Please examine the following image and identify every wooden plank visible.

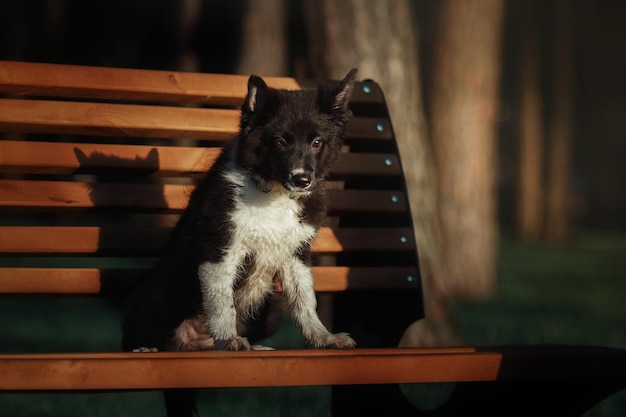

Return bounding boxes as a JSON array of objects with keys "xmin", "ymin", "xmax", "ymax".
[
  {"xmin": 0, "ymin": 98, "xmax": 239, "ymax": 140},
  {"xmin": 328, "ymin": 189, "xmax": 407, "ymax": 213},
  {"xmin": 0, "ymin": 266, "xmax": 420, "ymax": 294},
  {"xmin": 0, "ymin": 179, "xmax": 192, "ymax": 210},
  {"xmin": 312, "ymin": 227, "xmax": 415, "ymax": 252},
  {"xmin": 0, "ymin": 180, "xmax": 407, "ymax": 213},
  {"xmin": 347, "ymin": 118, "xmax": 392, "ymax": 140},
  {"xmin": 0, "ymin": 60, "xmax": 300, "ymax": 106},
  {"xmin": 0, "ymin": 98, "xmax": 390, "ymax": 141},
  {"xmin": 0, "ymin": 60, "xmax": 383, "ymax": 107},
  {"xmin": 0, "ymin": 141, "xmax": 401, "ymax": 177},
  {"xmin": 301, "ymin": 266, "xmax": 419, "ymax": 291},
  {"xmin": 0, "ymin": 349, "xmax": 500, "ymax": 390},
  {"xmin": 0, "ymin": 268, "xmax": 104, "ymax": 294},
  {"xmin": 0, "ymin": 140, "xmax": 218, "ymax": 176},
  {"xmin": 334, "ymin": 153, "xmax": 401, "ymax": 177},
  {"xmin": 0, "ymin": 226, "xmax": 167, "ymax": 253},
  {"xmin": 1, "ymin": 347, "xmax": 624, "ymax": 391},
  {"xmin": 0, "ymin": 226, "xmax": 414, "ymax": 254}
]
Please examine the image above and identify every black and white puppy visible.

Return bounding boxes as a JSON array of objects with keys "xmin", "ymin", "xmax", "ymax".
[{"xmin": 122, "ymin": 69, "xmax": 358, "ymax": 355}]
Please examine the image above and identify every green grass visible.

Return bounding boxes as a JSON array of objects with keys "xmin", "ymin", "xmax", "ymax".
[
  {"xmin": 456, "ymin": 231, "xmax": 626, "ymax": 348},
  {"xmin": 452, "ymin": 231, "xmax": 626, "ymax": 416},
  {"xmin": 1, "ymin": 230, "xmax": 625, "ymax": 416}
]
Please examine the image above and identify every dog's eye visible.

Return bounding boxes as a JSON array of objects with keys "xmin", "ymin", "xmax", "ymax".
[
  {"xmin": 275, "ymin": 137, "xmax": 289, "ymax": 148},
  {"xmin": 311, "ymin": 137, "xmax": 324, "ymax": 149}
]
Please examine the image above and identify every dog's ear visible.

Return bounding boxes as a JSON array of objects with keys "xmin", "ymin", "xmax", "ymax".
[
  {"xmin": 332, "ymin": 68, "xmax": 358, "ymax": 112},
  {"xmin": 244, "ymin": 75, "xmax": 269, "ymax": 113},
  {"xmin": 318, "ymin": 68, "xmax": 358, "ymax": 115}
]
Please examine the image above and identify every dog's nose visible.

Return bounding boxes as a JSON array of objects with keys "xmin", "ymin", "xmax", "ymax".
[{"xmin": 291, "ymin": 173, "xmax": 312, "ymax": 189}]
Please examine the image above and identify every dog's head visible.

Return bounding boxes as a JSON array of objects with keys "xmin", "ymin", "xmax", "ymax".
[{"xmin": 238, "ymin": 69, "xmax": 357, "ymax": 196}]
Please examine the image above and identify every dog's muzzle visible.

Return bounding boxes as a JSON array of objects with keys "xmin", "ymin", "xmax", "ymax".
[
  {"xmin": 289, "ymin": 173, "xmax": 312, "ymax": 189},
  {"xmin": 285, "ymin": 171, "xmax": 315, "ymax": 198}
]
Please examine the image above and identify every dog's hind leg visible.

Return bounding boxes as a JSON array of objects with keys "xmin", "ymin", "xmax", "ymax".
[
  {"xmin": 163, "ymin": 316, "xmax": 212, "ymax": 417},
  {"xmin": 170, "ymin": 315, "xmax": 216, "ymax": 351}
]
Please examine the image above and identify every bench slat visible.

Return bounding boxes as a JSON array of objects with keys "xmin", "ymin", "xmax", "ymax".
[
  {"xmin": 0, "ymin": 99, "xmax": 391, "ymax": 141},
  {"xmin": 0, "ymin": 179, "xmax": 191, "ymax": 210},
  {"xmin": 1, "ymin": 347, "xmax": 624, "ymax": 390},
  {"xmin": 0, "ymin": 60, "xmax": 384, "ymax": 106},
  {"xmin": 0, "ymin": 349, "xmax": 494, "ymax": 390},
  {"xmin": 0, "ymin": 180, "xmax": 407, "ymax": 213},
  {"xmin": 0, "ymin": 141, "xmax": 401, "ymax": 177},
  {"xmin": 0, "ymin": 226, "xmax": 415, "ymax": 254},
  {"xmin": 0, "ymin": 98, "xmax": 239, "ymax": 140},
  {"xmin": 0, "ymin": 266, "xmax": 419, "ymax": 294},
  {"xmin": 0, "ymin": 140, "xmax": 218, "ymax": 175},
  {"xmin": 0, "ymin": 60, "xmax": 299, "ymax": 106}
]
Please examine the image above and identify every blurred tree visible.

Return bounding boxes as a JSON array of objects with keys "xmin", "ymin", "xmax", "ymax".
[
  {"xmin": 0, "ymin": 0, "xmax": 66, "ymax": 62},
  {"xmin": 544, "ymin": 0, "xmax": 574, "ymax": 243},
  {"xmin": 192, "ymin": 0, "xmax": 245, "ymax": 74},
  {"xmin": 303, "ymin": 0, "xmax": 458, "ymax": 346},
  {"xmin": 579, "ymin": 0, "xmax": 626, "ymax": 229},
  {"xmin": 516, "ymin": 0, "xmax": 545, "ymax": 241},
  {"xmin": 236, "ymin": 0, "xmax": 288, "ymax": 76},
  {"xmin": 429, "ymin": 0, "xmax": 504, "ymax": 298}
]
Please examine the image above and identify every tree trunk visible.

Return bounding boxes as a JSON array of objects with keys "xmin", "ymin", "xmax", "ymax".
[
  {"xmin": 516, "ymin": 0, "xmax": 544, "ymax": 240},
  {"xmin": 236, "ymin": 0, "xmax": 288, "ymax": 76},
  {"xmin": 579, "ymin": 0, "xmax": 626, "ymax": 229},
  {"xmin": 429, "ymin": 0, "xmax": 504, "ymax": 299},
  {"xmin": 544, "ymin": 0, "xmax": 574, "ymax": 243},
  {"xmin": 304, "ymin": 0, "xmax": 460, "ymax": 346}
]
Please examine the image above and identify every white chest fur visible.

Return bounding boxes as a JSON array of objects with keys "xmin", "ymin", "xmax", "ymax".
[
  {"xmin": 230, "ymin": 181, "xmax": 316, "ymax": 257},
  {"xmin": 224, "ymin": 168, "xmax": 317, "ymax": 259},
  {"xmin": 198, "ymin": 169, "xmax": 318, "ymax": 337}
]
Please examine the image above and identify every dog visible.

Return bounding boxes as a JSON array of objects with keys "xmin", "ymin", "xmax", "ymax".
[{"xmin": 122, "ymin": 69, "xmax": 358, "ymax": 414}]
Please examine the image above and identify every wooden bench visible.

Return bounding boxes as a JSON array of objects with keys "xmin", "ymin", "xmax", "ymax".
[{"xmin": 0, "ymin": 60, "xmax": 625, "ymax": 416}]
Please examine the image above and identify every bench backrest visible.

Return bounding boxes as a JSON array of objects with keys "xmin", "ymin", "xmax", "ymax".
[{"xmin": 0, "ymin": 61, "xmax": 422, "ymax": 349}]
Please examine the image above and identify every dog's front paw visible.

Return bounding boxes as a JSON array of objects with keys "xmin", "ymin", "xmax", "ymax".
[
  {"xmin": 131, "ymin": 347, "xmax": 159, "ymax": 353},
  {"xmin": 216, "ymin": 336, "xmax": 251, "ymax": 351},
  {"xmin": 325, "ymin": 332, "xmax": 356, "ymax": 349}
]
